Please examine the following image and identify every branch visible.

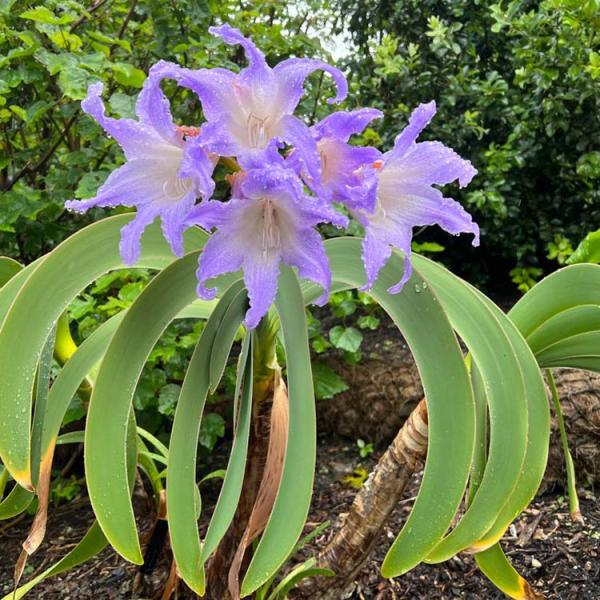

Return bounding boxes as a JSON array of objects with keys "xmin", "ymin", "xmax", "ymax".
[
  {"xmin": 69, "ymin": 0, "xmax": 112, "ymax": 34},
  {"xmin": 2, "ymin": 116, "xmax": 77, "ymax": 192}
]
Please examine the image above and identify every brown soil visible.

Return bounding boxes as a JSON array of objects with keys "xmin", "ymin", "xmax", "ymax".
[{"xmin": 1, "ymin": 436, "xmax": 599, "ymax": 599}]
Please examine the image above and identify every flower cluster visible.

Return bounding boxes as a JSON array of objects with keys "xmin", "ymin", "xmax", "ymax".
[{"xmin": 67, "ymin": 24, "xmax": 479, "ymax": 328}]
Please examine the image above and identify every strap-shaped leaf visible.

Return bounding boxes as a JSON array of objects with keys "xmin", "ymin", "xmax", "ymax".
[
  {"xmin": 408, "ymin": 255, "xmax": 527, "ymax": 564},
  {"xmin": 304, "ymin": 238, "xmax": 475, "ymax": 578},
  {"xmin": 0, "ymin": 215, "xmax": 207, "ymax": 489},
  {"xmin": 526, "ymin": 305, "xmax": 600, "ymax": 355},
  {"xmin": 509, "ymin": 263, "xmax": 600, "ymax": 338},
  {"xmin": 242, "ymin": 266, "xmax": 318, "ymax": 595},
  {"xmin": 0, "ymin": 483, "xmax": 33, "ymax": 519},
  {"xmin": 201, "ymin": 333, "xmax": 253, "ymax": 561},
  {"xmin": 6, "ymin": 409, "xmax": 139, "ymax": 600},
  {"xmin": 0, "ymin": 256, "xmax": 22, "ymax": 287},
  {"xmin": 535, "ymin": 331, "xmax": 600, "ymax": 368},
  {"xmin": 85, "ymin": 250, "xmax": 217, "ymax": 564},
  {"xmin": 167, "ymin": 282, "xmax": 246, "ymax": 594},
  {"xmin": 475, "ymin": 543, "xmax": 536, "ymax": 600},
  {"xmin": 465, "ymin": 280, "xmax": 549, "ymax": 552}
]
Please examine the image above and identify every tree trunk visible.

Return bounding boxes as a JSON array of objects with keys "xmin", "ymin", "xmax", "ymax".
[{"xmin": 299, "ymin": 399, "xmax": 429, "ymax": 599}]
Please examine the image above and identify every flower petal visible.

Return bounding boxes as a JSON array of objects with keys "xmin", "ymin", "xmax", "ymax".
[
  {"xmin": 313, "ymin": 108, "xmax": 382, "ymax": 142},
  {"xmin": 135, "ymin": 61, "xmax": 180, "ymax": 145},
  {"xmin": 274, "ymin": 57, "xmax": 348, "ymax": 114},
  {"xmin": 65, "ymin": 159, "xmax": 165, "ymax": 213},
  {"xmin": 390, "ymin": 141, "xmax": 477, "ymax": 188},
  {"xmin": 386, "ymin": 101, "xmax": 436, "ymax": 164},
  {"xmin": 160, "ymin": 190, "xmax": 198, "ymax": 257},
  {"xmin": 280, "ymin": 115, "xmax": 322, "ymax": 188},
  {"xmin": 196, "ymin": 229, "xmax": 244, "ymax": 300},
  {"xmin": 81, "ymin": 82, "xmax": 161, "ymax": 160},
  {"xmin": 242, "ymin": 251, "xmax": 280, "ymax": 329},
  {"xmin": 178, "ymin": 136, "xmax": 216, "ymax": 200},
  {"xmin": 378, "ymin": 182, "xmax": 480, "ymax": 245},
  {"xmin": 281, "ymin": 228, "xmax": 331, "ymax": 305},
  {"xmin": 119, "ymin": 205, "xmax": 161, "ymax": 266}
]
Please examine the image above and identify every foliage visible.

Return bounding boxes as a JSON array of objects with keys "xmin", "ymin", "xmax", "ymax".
[
  {"xmin": 335, "ymin": 0, "xmax": 600, "ymax": 288},
  {"xmin": 2, "ymin": 218, "xmax": 599, "ymax": 598},
  {"xmin": 0, "ymin": 0, "xmax": 336, "ymax": 262}
]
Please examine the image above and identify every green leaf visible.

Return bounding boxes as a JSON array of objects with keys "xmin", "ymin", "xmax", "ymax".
[
  {"xmin": 20, "ymin": 6, "xmax": 75, "ymax": 25},
  {"xmin": 241, "ymin": 266, "xmax": 317, "ymax": 595},
  {"xmin": 566, "ymin": 229, "xmax": 600, "ymax": 265},
  {"xmin": 110, "ymin": 62, "xmax": 146, "ymax": 88},
  {"xmin": 201, "ymin": 332, "xmax": 252, "ymax": 562},
  {"xmin": 0, "ymin": 215, "xmax": 206, "ymax": 493},
  {"xmin": 199, "ymin": 413, "xmax": 226, "ymax": 451},
  {"xmin": 167, "ymin": 281, "xmax": 246, "ymax": 594},
  {"xmin": 311, "ymin": 238, "xmax": 474, "ymax": 577},
  {"xmin": 312, "ymin": 362, "xmax": 348, "ymax": 400},
  {"xmin": 329, "ymin": 325, "xmax": 363, "ymax": 352},
  {"xmin": 157, "ymin": 383, "xmax": 182, "ymax": 416},
  {"xmin": 0, "ymin": 256, "xmax": 22, "ymax": 288}
]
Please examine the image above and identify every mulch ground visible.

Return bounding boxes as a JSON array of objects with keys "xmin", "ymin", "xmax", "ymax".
[{"xmin": 1, "ymin": 436, "xmax": 599, "ymax": 599}]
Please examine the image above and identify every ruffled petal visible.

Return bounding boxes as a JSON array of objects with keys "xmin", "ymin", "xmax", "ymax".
[
  {"xmin": 391, "ymin": 141, "xmax": 477, "ymax": 188},
  {"xmin": 313, "ymin": 108, "xmax": 382, "ymax": 142},
  {"xmin": 119, "ymin": 205, "xmax": 162, "ymax": 265},
  {"xmin": 166, "ymin": 64, "xmax": 238, "ymax": 122},
  {"xmin": 386, "ymin": 101, "xmax": 436, "ymax": 164},
  {"xmin": 81, "ymin": 82, "xmax": 161, "ymax": 160},
  {"xmin": 280, "ymin": 115, "xmax": 322, "ymax": 188},
  {"xmin": 135, "ymin": 61, "xmax": 180, "ymax": 146},
  {"xmin": 209, "ymin": 24, "xmax": 277, "ymax": 110},
  {"xmin": 378, "ymin": 182, "xmax": 480, "ymax": 245},
  {"xmin": 185, "ymin": 199, "xmax": 232, "ymax": 230},
  {"xmin": 196, "ymin": 229, "xmax": 245, "ymax": 300},
  {"xmin": 160, "ymin": 189, "xmax": 198, "ymax": 257},
  {"xmin": 281, "ymin": 228, "xmax": 331, "ymax": 305},
  {"xmin": 65, "ymin": 159, "xmax": 167, "ymax": 213},
  {"xmin": 179, "ymin": 136, "xmax": 216, "ymax": 200},
  {"xmin": 360, "ymin": 229, "xmax": 392, "ymax": 291},
  {"xmin": 242, "ymin": 250, "xmax": 280, "ymax": 329},
  {"xmin": 274, "ymin": 57, "xmax": 348, "ymax": 114},
  {"xmin": 359, "ymin": 223, "xmax": 413, "ymax": 293}
]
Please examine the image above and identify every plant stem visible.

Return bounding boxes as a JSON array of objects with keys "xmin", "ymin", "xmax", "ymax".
[{"xmin": 546, "ymin": 369, "xmax": 583, "ymax": 523}]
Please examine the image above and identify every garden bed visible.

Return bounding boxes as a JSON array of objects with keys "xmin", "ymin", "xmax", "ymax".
[{"xmin": 1, "ymin": 436, "xmax": 598, "ymax": 599}]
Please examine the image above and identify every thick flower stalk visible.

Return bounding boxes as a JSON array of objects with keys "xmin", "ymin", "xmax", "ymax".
[{"xmin": 67, "ymin": 24, "xmax": 479, "ymax": 328}]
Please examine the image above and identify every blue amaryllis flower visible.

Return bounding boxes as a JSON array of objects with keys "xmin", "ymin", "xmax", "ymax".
[
  {"xmin": 66, "ymin": 23, "xmax": 481, "ymax": 328},
  {"xmin": 150, "ymin": 24, "xmax": 347, "ymax": 185},
  {"xmin": 290, "ymin": 107, "xmax": 383, "ymax": 210},
  {"xmin": 354, "ymin": 101, "xmax": 480, "ymax": 293},
  {"xmin": 186, "ymin": 165, "xmax": 347, "ymax": 329},
  {"xmin": 65, "ymin": 77, "xmax": 216, "ymax": 265}
]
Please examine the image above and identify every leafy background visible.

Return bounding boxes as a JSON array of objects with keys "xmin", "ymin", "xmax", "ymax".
[{"xmin": 0, "ymin": 0, "xmax": 598, "ymax": 441}]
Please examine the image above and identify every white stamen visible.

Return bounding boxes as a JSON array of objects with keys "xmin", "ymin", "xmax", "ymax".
[
  {"xmin": 247, "ymin": 113, "xmax": 270, "ymax": 149},
  {"xmin": 261, "ymin": 198, "xmax": 280, "ymax": 255}
]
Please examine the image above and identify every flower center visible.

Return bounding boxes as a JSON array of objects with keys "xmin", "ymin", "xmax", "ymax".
[
  {"xmin": 247, "ymin": 113, "xmax": 270, "ymax": 149},
  {"xmin": 261, "ymin": 198, "xmax": 280, "ymax": 254}
]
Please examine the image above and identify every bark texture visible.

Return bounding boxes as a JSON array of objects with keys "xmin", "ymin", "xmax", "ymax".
[{"xmin": 299, "ymin": 399, "xmax": 429, "ymax": 599}]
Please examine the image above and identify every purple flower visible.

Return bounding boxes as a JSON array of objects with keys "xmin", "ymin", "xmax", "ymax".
[
  {"xmin": 356, "ymin": 101, "xmax": 479, "ymax": 293},
  {"xmin": 152, "ymin": 24, "xmax": 347, "ymax": 185},
  {"xmin": 187, "ymin": 166, "xmax": 348, "ymax": 328},
  {"xmin": 65, "ymin": 72, "xmax": 216, "ymax": 265},
  {"xmin": 293, "ymin": 107, "xmax": 383, "ymax": 210}
]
